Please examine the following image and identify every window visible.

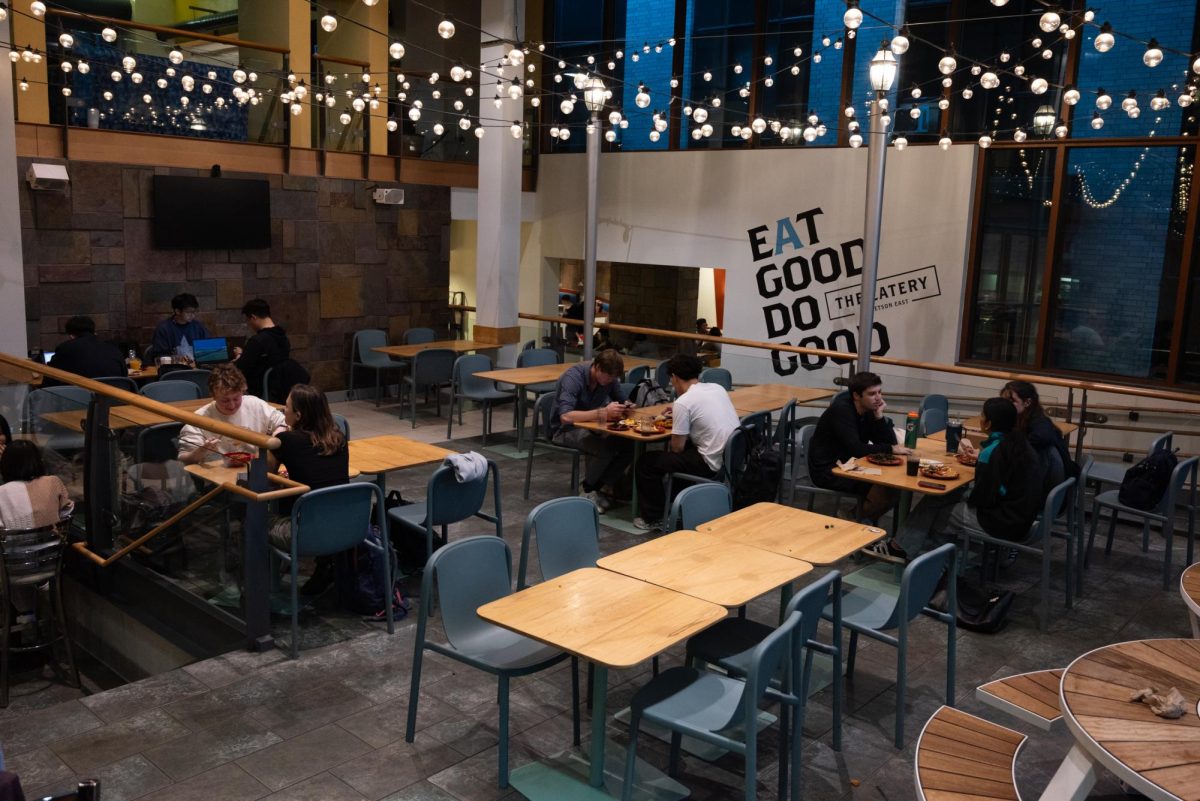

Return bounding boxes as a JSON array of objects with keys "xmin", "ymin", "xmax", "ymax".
[
  {"xmin": 545, "ymin": 0, "xmax": 626, "ymax": 154},
  {"xmin": 757, "ymin": 0, "xmax": 818, "ymax": 147},
  {"xmin": 680, "ymin": 0, "xmax": 755, "ymax": 149}
]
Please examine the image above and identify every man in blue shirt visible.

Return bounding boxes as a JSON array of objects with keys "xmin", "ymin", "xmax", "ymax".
[
  {"xmin": 149, "ymin": 293, "xmax": 210, "ymax": 361},
  {"xmin": 551, "ymin": 349, "xmax": 632, "ymax": 512}
]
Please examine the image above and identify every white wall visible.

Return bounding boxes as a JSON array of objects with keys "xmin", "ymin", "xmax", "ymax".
[{"xmin": 0, "ymin": 34, "xmax": 27, "ymax": 360}]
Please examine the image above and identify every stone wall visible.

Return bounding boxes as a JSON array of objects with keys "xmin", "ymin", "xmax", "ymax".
[
  {"xmin": 18, "ymin": 159, "xmax": 450, "ymax": 390},
  {"xmin": 608, "ymin": 262, "xmax": 698, "ymax": 342}
]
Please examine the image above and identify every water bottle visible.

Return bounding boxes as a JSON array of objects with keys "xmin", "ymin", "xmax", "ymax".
[
  {"xmin": 946, "ymin": 418, "xmax": 963, "ymax": 454},
  {"xmin": 904, "ymin": 411, "xmax": 919, "ymax": 449}
]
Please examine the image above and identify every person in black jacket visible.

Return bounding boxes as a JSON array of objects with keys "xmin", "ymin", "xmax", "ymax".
[
  {"xmin": 895, "ymin": 397, "xmax": 1044, "ymax": 559},
  {"xmin": 808, "ymin": 371, "xmax": 912, "ymax": 524},
  {"xmin": 0, "ymin": 413, "xmax": 10, "ymax": 457},
  {"xmin": 44, "ymin": 316, "xmax": 125, "ymax": 385},
  {"xmin": 1002, "ymin": 380, "xmax": 1077, "ymax": 490},
  {"xmin": 232, "ymin": 299, "xmax": 290, "ymax": 399}
]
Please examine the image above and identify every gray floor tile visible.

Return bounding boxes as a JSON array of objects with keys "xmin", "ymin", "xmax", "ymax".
[
  {"xmin": 48, "ymin": 708, "xmax": 191, "ymax": 775},
  {"xmin": 90, "ymin": 754, "xmax": 172, "ymax": 801},
  {"xmin": 80, "ymin": 669, "xmax": 210, "ymax": 724},
  {"xmin": 133, "ymin": 762, "xmax": 270, "ymax": 801},
  {"xmin": 329, "ymin": 737, "xmax": 461, "ymax": 799},
  {"xmin": 235, "ymin": 724, "xmax": 373, "ymax": 791},
  {"xmin": 0, "ymin": 699, "xmax": 102, "ymax": 756},
  {"xmin": 261, "ymin": 772, "xmax": 367, "ymax": 801},
  {"xmin": 143, "ymin": 712, "xmax": 282, "ymax": 781}
]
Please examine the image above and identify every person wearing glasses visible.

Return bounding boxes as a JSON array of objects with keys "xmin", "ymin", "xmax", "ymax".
[{"xmin": 148, "ymin": 293, "xmax": 211, "ymax": 362}]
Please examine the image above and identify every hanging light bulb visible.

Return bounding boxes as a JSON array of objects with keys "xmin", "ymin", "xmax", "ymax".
[
  {"xmin": 320, "ymin": 14, "xmax": 337, "ymax": 32},
  {"xmin": 1054, "ymin": 122, "xmax": 1068, "ymax": 138},
  {"xmin": 749, "ymin": 117, "xmax": 765, "ymax": 134},
  {"xmin": 891, "ymin": 26, "xmax": 910, "ymax": 55},
  {"xmin": 893, "ymin": 136, "xmax": 908, "ymax": 150},
  {"xmin": 438, "ymin": 17, "xmax": 456, "ymax": 38},
  {"xmin": 843, "ymin": 0, "xmax": 862, "ymax": 30},
  {"xmin": 560, "ymin": 99, "xmax": 574, "ymax": 115},
  {"xmin": 1178, "ymin": 93, "xmax": 1194, "ymax": 108},
  {"xmin": 635, "ymin": 84, "xmax": 650, "ymax": 108},
  {"xmin": 168, "ymin": 49, "xmax": 183, "ymax": 65},
  {"xmin": 702, "ymin": 70, "xmax": 712, "ymax": 82},
  {"xmin": 477, "ymin": 126, "xmax": 488, "ymax": 139},
  {"xmin": 1094, "ymin": 22, "xmax": 1115, "ymax": 53},
  {"xmin": 649, "ymin": 130, "xmax": 661, "ymax": 142},
  {"xmin": 1095, "ymin": 88, "xmax": 1112, "ymax": 110},
  {"xmin": 338, "ymin": 111, "xmax": 351, "ymax": 125},
  {"xmin": 1121, "ymin": 90, "xmax": 1138, "ymax": 113},
  {"xmin": 450, "ymin": 64, "xmax": 465, "ymax": 82},
  {"xmin": 909, "ymin": 107, "xmax": 920, "ymax": 119},
  {"xmin": 181, "ymin": 75, "xmax": 194, "ymax": 91},
  {"xmin": 110, "ymin": 70, "xmax": 122, "ymax": 82},
  {"xmin": 961, "ymin": 87, "xmax": 973, "ymax": 99},
  {"xmin": 122, "ymin": 55, "xmax": 136, "ymax": 72},
  {"xmin": 389, "ymin": 42, "xmax": 405, "ymax": 61},
  {"xmin": 0, "ymin": 4, "xmax": 7, "ymax": 22},
  {"xmin": 1064, "ymin": 86, "xmax": 1080, "ymax": 105},
  {"xmin": 1038, "ymin": 9, "xmax": 1061, "ymax": 32},
  {"xmin": 654, "ymin": 116, "xmax": 668, "ymax": 132},
  {"xmin": 849, "ymin": 133, "xmax": 863, "ymax": 147},
  {"xmin": 101, "ymin": 27, "xmax": 117, "ymax": 42},
  {"xmin": 18, "ymin": 77, "xmax": 28, "ymax": 91},
  {"xmin": 938, "ymin": 136, "xmax": 952, "ymax": 149},
  {"xmin": 233, "ymin": 66, "xmax": 247, "ymax": 84},
  {"xmin": 508, "ymin": 83, "xmax": 523, "ymax": 100},
  {"xmin": 981, "ymin": 71, "xmax": 999, "ymax": 90},
  {"xmin": 604, "ymin": 129, "xmax": 616, "ymax": 142},
  {"xmin": 77, "ymin": 60, "xmax": 89, "ymax": 74},
  {"xmin": 58, "ymin": 33, "xmax": 73, "ymax": 48},
  {"xmin": 60, "ymin": 60, "xmax": 71, "ymax": 72},
  {"xmin": 1090, "ymin": 111, "xmax": 1104, "ymax": 130},
  {"xmin": 1030, "ymin": 77, "xmax": 1049, "ymax": 95},
  {"xmin": 991, "ymin": 0, "xmax": 1009, "ymax": 4},
  {"xmin": 458, "ymin": 116, "xmax": 471, "ymax": 131},
  {"xmin": 432, "ymin": 122, "xmax": 444, "ymax": 136},
  {"xmin": 1013, "ymin": 128, "xmax": 1027, "ymax": 142},
  {"xmin": 692, "ymin": 107, "xmax": 708, "ymax": 123},
  {"xmin": 608, "ymin": 111, "xmax": 622, "ymax": 126},
  {"xmin": 938, "ymin": 52, "xmax": 957, "ymax": 75},
  {"xmin": 29, "ymin": 1, "xmax": 44, "ymax": 16},
  {"xmin": 351, "ymin": 97, "xmax": 365, "ymax": 112},
  {"xmin": 1143, "ymin": 39, "xmax": 1163, "ymax": 68},
  {"xmin": 1150, "ymin": 90, "xmax": 1170, "ymax": 111},
  {"xmin": 510, "ymin": 121, "xmax": 522, "ymax": 139},
  {"xmin": 978, "ymin": 135, "xmax": 992, "ymax": 148},
  {"xmin": 291, "ymin": 103, "xmax": 304, "ymax": 116}
]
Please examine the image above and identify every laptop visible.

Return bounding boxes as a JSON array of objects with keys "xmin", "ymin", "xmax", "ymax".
[
  {"xmin": 193, "ymin": 337, "xmax": 230, "ymax": 365},
  {"xmin": 42, "ymin": 351, "xmax": 54, "ymax": 364}
]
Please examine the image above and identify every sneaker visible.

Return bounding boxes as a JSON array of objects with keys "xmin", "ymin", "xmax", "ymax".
[
  {"xmin": 862, "ymin": 539, "xmax": 908, "ymax": 564},
  {"xmin": 632, "ymin": 516, "xmax": 661, "ymax": 533},
  {"xmin": 579, "ymin": 487, "xmax": 611, "ymax": 513}
]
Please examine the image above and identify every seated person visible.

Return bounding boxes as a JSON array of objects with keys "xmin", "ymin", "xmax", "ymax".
[
  {"xmin": 1001, "ymin": 380, "xmax": 1077, "ymax": 487},
  {"xmin": 45, "ymin": 316, "xmax": 125, "ymax": 384},
  {"xmin": 634, "ymin": 354, "xmax": 739, "ymax": 531},
  {"xmin": 232, "ymin": 299, "xmax": 291, "ymax": 399},
  {"xmin": 0, "ymin": 414, "xmax": 9, "ymax": 458},
  {"xmin": 807, "ymin": 371, "xmax": 910, "ymax": 531},
  {"xmin": 628, "ymin": 334, "xmax": 658, "ymax": 358},
  {"xmin": 266, "ymin": 384, "xmax": 349, "ymax": 551},
  {"xmin": 0, "ymin": 440, "xmax": 73, "ymax": 530},
  {"xmin": 178, "ymin": 364, "xmax": 286, "ymax": 465},
  {"xmin": 893, "ymin": 398, "xmax": 1045, "ymax": 560},
  {"xmin": 148, "ymin": 293, "xmax": 211, "ymax": 362},
  {"xmin": 551, "ymin": 349, "xmax": 632, "ymax": 512}
]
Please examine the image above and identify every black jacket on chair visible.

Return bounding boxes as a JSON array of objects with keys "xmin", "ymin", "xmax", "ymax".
[{"xmin": 45, "ymin": 334, "xmax": 125, "ymax": 385}]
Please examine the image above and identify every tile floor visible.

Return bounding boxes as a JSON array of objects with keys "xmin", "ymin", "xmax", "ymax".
[{"xmin": 0, "ymin": 392, "xmax": 1188, "ymax": 800}]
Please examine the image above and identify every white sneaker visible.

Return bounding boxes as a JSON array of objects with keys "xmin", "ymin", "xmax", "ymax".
[
  {"xmin": 632, "ymin": 516, "xmax": 661, "ymax": 532},
  {"xmin": 580, "ymin": 488, "xmax": 609, "ymax": 513}
]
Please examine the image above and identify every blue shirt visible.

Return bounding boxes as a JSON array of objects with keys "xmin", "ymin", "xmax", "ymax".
[
  {"xmin": 552, "ymin": 361, "xmax": 626, "ymax": 431},
  {"xmin": 150, "ymin": 318, "xmax": 211, "ymax": 359}
]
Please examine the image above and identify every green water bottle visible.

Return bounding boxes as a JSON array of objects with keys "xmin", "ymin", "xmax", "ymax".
[{"xmin": 904, "ymin": 411, "xmax": 919, "ymax": 449}]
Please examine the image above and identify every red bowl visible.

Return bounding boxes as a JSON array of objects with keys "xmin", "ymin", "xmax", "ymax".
[{"xmin": 223, "ymin": 451, "xmax": 253, "ymax": 467}]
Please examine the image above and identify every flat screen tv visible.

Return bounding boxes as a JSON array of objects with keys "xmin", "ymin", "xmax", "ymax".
[{"xmin": 152, "ymin": 175, "xmax": 271, "ymax": 249}]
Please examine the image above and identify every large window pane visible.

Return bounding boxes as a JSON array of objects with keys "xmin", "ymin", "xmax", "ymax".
[
  {"xmin": 758, "ymin": 0, "xmax": 817, "ymax": 148},
  {"xmin": 967, "ymin": 147, "xmax": 1056, "ymax": 365},
  {"xmin": 617, "ymin": 0, "xmax": 674, "ymax": 151},
  {"xmin": 1049, "ymin": 146, "xmax": 1191, "ymax": 379},
  {"xmin": 1181, "ymin": 215, "xmax": 1200, "ymax": 385},
  {"xmin": 893, "ymin": 0, "xmax": 949, "ymax": 143},
  {"xmin": 680, "ymin": 0, "xmax": 754, "ymax": 149},
  {"xmin": 545, "ymin": 0, "xmax": 626, "ymax": 154}
]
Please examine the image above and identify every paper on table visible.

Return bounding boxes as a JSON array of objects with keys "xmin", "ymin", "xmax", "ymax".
[{"xmin": 837, "ymin": 458, "xmax": 881, "ymax": 476}]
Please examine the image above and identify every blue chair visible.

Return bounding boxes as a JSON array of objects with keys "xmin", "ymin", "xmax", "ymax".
[
  {"xmin": 667, "ymin": 483, "xmax": 731, "ymax": 532},
  {"xmin": 1088, "ymin": 455, "xmax": 1199, "ymax": 590},
  {"xmin": 788, "ymin": 425, "xmax": 863, "ymax": 517},
  {"xmin": 406, "ymin": 536, "xmax": 576, "ymax": 789},
  {"xmin": 350, "ymin": 329, "xmax": 405, "ymax": 407},
  {"xmin": 699, "ymin": 367, "xmax": 733, "ymax": 390},
  {"xmin": 822, "ymin": 542, "xmax": 956, "ymax": 748},
  {"xmin": 663, "ymin": 428, "xmax": 749, "ymax": 524},
  {"xmin": 332, "ymin": 413, "xmax": 350, "ymax": 439},
  {"xmin": 654, "ymin": 359, "xmax": 672, "ymax": 392},
  {"xmin": 158, "ymin": 368, "xmax": 211, "ymax": 396},
  {"xmin": 621, "ymin": 610, "xmax": 803, "ymax": 801},
  {"xmin": 269, "ymin": 483, "xmax": 393, "ymax": 658},
  {"xmin": 400, "ymin": 348, "xmax": 456, "ymax": 429},
  {"xmin": 626, "ymin": 365, "xmax": 649, "ymax": 385},
  {"xmin": 403, "ymin": 327, "xmax": 436, "ymax": 345},
  {"xmin": 523, "ymin": 391, "xmax": 581, "ymax": 499},
  {"xmin": 739, "ymin": 410, "xmax": 772, "ymax": 440},
  {"xmin": 516, "ymin": 496, "xmax": 600, "ymax": 746},
  {"xmin": 388, "ymin": 460, "xmax": 502, "ymax": 566},
  {"xmin": 918, "ymin": 393, "xmax": 948, "ymax": 419},
  {"xmin": 93, "ymin": 376, "xmax": 138, "ymax": 393},
  {"xmin": 447, "ymin": 354, "xmax": 514, "ymax": 444},
  {"xmin": 23, "ymin": 386, "xmax": 91, "ymax": 451},
  {"xmin": 919, "ymin": 408, "xmax": 947, "ymax": 437},
  {"xmin": 140, "ymin": 380, "xmax": 202, "ymax": 403},
  {"xmin": 1087, "ymin": 431, "xmax": 1173, "ymax": 491},
  {"xmin": 687, "ymin": 569, "xmax": 845, "ymax": 781},
  {"xmin": 135, "ymin": 422, "xmax": 183, "ymax": 465}
]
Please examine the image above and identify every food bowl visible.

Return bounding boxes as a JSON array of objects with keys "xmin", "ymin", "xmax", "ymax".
[{"xmin": 223, "ymin": 451, "xmax": 253, "ymax": 467}]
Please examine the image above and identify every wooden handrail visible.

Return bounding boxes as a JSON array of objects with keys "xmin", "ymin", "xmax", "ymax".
[
  {"xmin": 448, "ymin": 306, "xmax": 1200, "ymax": 408},
  {"xmin": 315, "ymin": 53, "xmax": 371, "ymax": 69},
  {"xmin": 0, "ymin": 353, "xmax": 281, "ymax": 450},
  {"xmin": 45, "ymin": 8, "xmax": 291, "ymax": 55},
  {"xmin": 71, "ymin": 485, "xmax": 223, "ymax": 567}
]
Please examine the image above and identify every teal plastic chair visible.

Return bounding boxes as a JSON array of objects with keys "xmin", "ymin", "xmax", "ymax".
[
  {"xmin": 94, "ymin": 376, "xmax": 138, "ymax": 393},
  {"xmin": 332, "ymin": 413, "xmax": 350, "ymax": 439},
  {"xmin": 687, "ymin": 570, "xmax": 845, "ymax": 798},
  {"xmin": 626, "ymin": 365, "xmax": 649, "ymax": 384},
  {"xmin": 159, "ymin": 368, "xmax": 211, "ymax": 396},
  {"xmin": 140, "ymin": 380, "xmax": 202, "ymax": 403},
  {"xmin": 621, "ymin": 610, "xmax": 804, "ymax": 801},
  {"xmin": 400, "ymin": 348, "xmax": 456, "ymax": 428},
  {"xmin": 270, "ymin": 483, "xmax": 393, "ymax": 658},
  {"xmin": 403, "ymin": 327, "xmax": 436, "ymax": 345},
  {"xmin": 516, "ymin": 347, "xmax": 560, "ymax": 396},
  {"xmin": 919, "ymin": 408, "xmax": 947, "ymax": 437},
  {"xmin": 654, "ymin": 359, "xmax": 671, "ymax": 389},
  {"xmin": 699, "ymin": 367, "xmax": 733, "ymax": 390},
  {"xmin": 918, "ymin": 393, "xmax": 948, "ymax": 418},
  {"xmin": 350, "ymin": 329, "xmax": 405, "ymax": 407},
  {"xmin": 823, "ymin": 542, "xmax": 957, "ymax": 748},
  {"xmin": 447, "ymin": 354, "xmax": 514, "ymax": 444},
  {"xmin": 135, "ymin": 422, "xmax": 183, "ymax": 465},
  {"xmin": 406, "ymin": 536, "xmax": 577, "ymax": 789},
  {"xmin": 667, "ymin": 483, "xmax": 731, "ymax": 532},
  {"xmin": 1089, "ymin": 455, "xmax": 1199, "ymax": 591},
  {"xmin": 1087, "ymin": 431, "xmax": 1173, "ymax": 490},
  {"xmin": 739, "ymin": 410, "xmax": 772, "ymax": 440},
  {"xmin": 388, "ymin": 460, "xmax": 502, "ymax": 567},
  {"xmin": 789, "ymin": 425, "xmax": 863, "ymax": 517},
  {"xmin": 523, "ymin": 392, "xmax": 581, "ymax": 499},
  {"xmin": 663, "ymin": 428, "xmax": 748, "ymax": 524}
]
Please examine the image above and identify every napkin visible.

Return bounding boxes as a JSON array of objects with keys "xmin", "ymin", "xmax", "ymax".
[
  {"xmin": 837, "ymin": 458, "xmax": 881, "ymax": 476},
  {"xmin": 1129, "ymin": 686, "xmax": 1187, "ymax": 719}
]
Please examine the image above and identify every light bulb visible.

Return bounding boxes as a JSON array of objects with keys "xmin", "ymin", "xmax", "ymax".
[
  {"xmin": 320, "ymin": 14, "xmax": 337, "ymax": 32},
  {"xmin": 938, "ymin": 97, "xmax": 950, "ymax": 110},
  {"xmin": 450, "ymin": 65, "xmax": 465, "ymax": 82},
  {"xmin": 693, "ymin": 107, "xmax": 708, "ymax": 123},
  {"xmin": 751, "ymin": 117, "xmax": 766, "ymax": 134},
  {"xmin": 459, "ymin": 117, "xmax": 471, "ymax": 130},
  {"xmin": 1150, "ymin": 91, "xmax": 1169, "ymax": 111},
  {"xmin": 438, "ymin": 18, "xmax": 455, "ymax": 39},
  {"xmin": 981, "ymin": 72, "xmax": 999, "ymax": 90},
  {"xmin": 30, "ymin": 1, "xmax": 44, "ymax": 16},
  {"xmin": 1013, "ymin": 128, "xmax": 1027, "ymax": 142},
  {"xmin": 891, "ymin": 32, "xmax": 909, "ymax": 55},
  {"xmin": 649, "ymin": 130, "xmax": 660, "ymax": 142},
  {"xmin": 843, "ymin": 5, "xmax": 862, "ymax": 30},
  {"xmin": 1096, "ymin": 89, "xmax": 1111, "ymax": 110},
  {"xmin": 508, "ymin": 83, "xmax": 523, "ymax": 100},
  {"xmin": 1091, "ymin": 112, "xmax": 1104, "ymax": 129},
  {"xmin": 508, "ymin": 46, "xmax": 524, "ymax": 65},
  {"xmin": 408, "ymin": 107, "xmax": 420, "ymax": 121},
  {"xmin": 1121, "ymin": 91, "xmax": 1138, "ymax": 113},
  {"xmin": 292, "ymin": 103, "xmax": 304, "ymax": 116},
  {"xmin": 1054, "ymin": 123, "xmax": 1068, "ymax": 138},
  {"xmin": 703, "ymin": 71, "xmax": 712, "ymax": 82},
  {"xmin": 700, "ymin": 123, "xmax": 713, "ymax": 137},
  {"xmin": 635, "ymin": 88, "xmax": 650, "ymax": 108},
  {"xmin": 352, "ymin": 97, "xmax": 365, "ymax": 112},
  {"xmin": 339, "ymin": 112, "xmax": 351, "ymax": 125},
  {"xmin": 1179, "ymin": 93, "xmax": 1194, "ymax": 108},
  {"xmin": 942, "ymin": 77, "xmax": 952, "ymax": 88},
  {"xmin": 1064, "ymin": 87, "xmax": 1080, "ymax": 105},
  {"xmin": 1038, "ymin": 10, "xmax": 1060, "ymax": 32},
  {"xmin": 608, "ymin": 111, "xmax": 622, "ymax": 126},
  {"xmin": 510, "ymin": 122, "xmax": 522, "ymax": 139},
  {"xmin": 169, "ymin": 49, "xmax": 183, "ymax": 65},
  {"xmin": 1094, "ymin": 23, "xmax": 1114, "ymax": 53},
  {"xmin": 122, "ymin": 55, "xmax": 136, "ymax": 72},
  {"xmin": 978, "ymin": 135, "xmax": 992, "ymax": 148},
  {"xmin": 389, "ymin": 42, "xmax": 405, "ymax": 60},
  {"xmin": 849, "ymin": 133, "xmax": 863, "ymax": 148},
  {"xmin": 560, "ymin": 99, "xmax": 574, "ymax": 115},
  {"xmin": 733, "ymin": 63, "xmax": 743, "ymax": 74},
  {"xmin": 0, "ymin": 5, "xmax": 7, "ymax": 22},
  {"xmin": 731, "ymin": 125, "xmax": 742, "ymax": 137},
  {"xmin": 60, "ymin": 60, "xmax": 71, "ymax": 72},
  {"xmin": 894, "ymin": 136, "xmax": 908, "ymax": 150},
  {"xmin": 961, "ymin": 87, "xmax": 973, "ymax": 99},
  {"xmin": 939, "ymin": 136, "xmax": 952, "ymax": 149},
  {"xmin": 971, "ymin": 65, "xmax": 982, "ymax": 76},
  {"xmin": 18, "ymin": 77, "xmax": 28, "ymax": 91},
  {"xmin": 604, "ymin": 129, "xmax": 616, "ymax": 142},
  {"xmin": 477, "ymin": 127, "xmax": 487, "ymax": 139},
  {"xmin": 233, "ymin": 67, "xmax": 247, "ymax": 84},
  {"xmin": 1031, "ymin": 78, "xmax": 1048, "ymax": 95},
  {"xmin": 61, "ymin": 87, "xmax": 71, "ymax": 96},
  {"xmin": 181, "ymin": 75, "xmax": 194, "ymax": 91},
  {"xmin": 433, "ymin": 123, "xmax": 444, "ymax": 136},
  {"xmin": 990, "ymin": 0, "xmax": 1009, "ymax": 5},
  {"xmin": 1194, "ymin": 56, "xmax": 1200, "ymax": 74},
  {"xmin": 102, "ymin": 27, "xmax": 117, "ymax": 42},
  {"xmin": 1143, "ymin": 39, "xmax": 1163, "ymax": 68},
  {"xmin": 110, "ymin": 70, "xmax": 122, "ymax": 82},
  {"xmin": 77, "ymin": 60, "xmax": 89, "ymax": 74},
  {"xmin": 654, "ymin": 117, "xmax": 667, "ymax": 132},
  {"xmin": 909, "ymin": 107, "xmax": 920, "ymax": 119},
  {"xmin": 58, "ymin": 33, "xmax": 73, "ymax": 48},
  {"xmin": 938, "ymin": 54, "xmax": 957, "ymax": 75}
]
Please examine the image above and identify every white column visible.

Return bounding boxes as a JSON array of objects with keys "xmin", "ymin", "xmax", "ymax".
[
  {"xmin": 0, "ymin": 25, "xmax": 29, "ymax": 359},
  {"xmin": 475, "ymin": 0, "xmax": 524, "ymax": 367}
]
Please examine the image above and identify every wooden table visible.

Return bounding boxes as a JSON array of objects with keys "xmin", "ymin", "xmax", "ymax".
[
  {"xmin": 347, "ymin": 434, "xmax": 454, "ymax": 491},
  {"xmin": 475, "ymin": 363, "xmax": 570, "ymax": 450},
  {"xmin": 832, "ymin": 437, "xmax": 975, "ymax": 497},
  {"xmin": 727, "ymin": 384, "xmax": 836, "ymax": 415},
  {"xmin": 373, "ymin": 339, "xmax": 482, "ymax": 359},
  {"xmin": 127, "ymin": 366, "xmax": 159, "ymax": 380},
  {"xmin": 1181, "ymin": 564, "xmax": 1200, "ymax": 639},
  {"xmin": 1049, "ymin": 638, "xmax": 1200, "ymax": 801},
  {"xmin": 574, "ymin": 403, "xmax": 673, "ymax": 517},
  {"xmin": 478, "ymin": 567, "xmax": 726, "ymax": 795},
  {"xmin": 699, "ymin": 502, "xmax": 887, "ymax": 564},
  {"xmin": 930, "ymin": 415, "xmax": 1079, "ymax": 447},
  {"xmin": 597, "ymin": 529, "xmax": 813, "ymax": 607}
]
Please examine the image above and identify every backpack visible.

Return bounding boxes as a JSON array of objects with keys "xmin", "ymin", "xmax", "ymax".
[
  {"xmin": 929, "ymin": 574, "xmax": 1014, "ymax": 634},
  {"xmin": 334, "ymin": 523, "xmax": 408, "ymax": 619},
  {"xmin": 1118, "ymin": 447, "xmax": 1179, "ymax": 511},
  {"xmin": 630, "ymin": 378, "xmax": 671, "ymax": 408},
  {"xmin": 731, "ymin": 424, "xmax": 783, "ymax": 509}
]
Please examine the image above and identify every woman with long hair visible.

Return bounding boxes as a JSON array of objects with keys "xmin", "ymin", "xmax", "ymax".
[
  {"xmin": 1000, "ymin": 380, "xmax": 1075, "ymax": 484},
  {"xmin": 0, "ymin": 440, "xmax": 73, "ymax": 530}
]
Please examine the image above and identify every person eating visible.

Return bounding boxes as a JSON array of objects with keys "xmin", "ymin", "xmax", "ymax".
[{"xmin": 178, "ymin": 364, "xmax": 286, "ymax": 465}]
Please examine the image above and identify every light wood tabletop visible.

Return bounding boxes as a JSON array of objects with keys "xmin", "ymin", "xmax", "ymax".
[
  {"xmin": 727, "ymin": 384, "xmax": 836, "ymax": 414},
  {"xmin": 597, "ymin": 529, "xmax": 812, "ymax": 608},
  {"xmin": 929, "ymin": 415, "xmax": 1079, "ymax": 444},
  {"xmin": 373, "ymin": 340, "xmax": 482, "ymax": 358},
  {"xmin": 832, "ymin": 437, "xmax": 976, "ymax": 496},
  {"xmin": 699, "ymin": 502, "xmax": 887, "ymax": 565},
  {"xmin": 1061, "ymin": 638, "xmax": 1200, "ymax": 801},
  {"xmin": 572, "ymin": 402, "xmax": 674, "ymax": 441},
  {"xmin": 477, "ymin": 567, "xmax": 726, "ymax": 670},
  {"xmin": 37, "ymin": 410, "xmax": 138, "ymax": 433},
  {"xmin": 347, "ymin": 434, "xmax": 454, "ymax": 476},
  {"xmin": 111, "ymin": 397, "xmax": 209, "ymax": 427},
  {"xmin": 474, "ymin": 363, "xmax": 571, "ymax": 386}
]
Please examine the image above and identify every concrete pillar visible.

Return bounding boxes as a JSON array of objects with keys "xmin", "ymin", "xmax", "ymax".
[
  {"xmin": 11, "ymin": 10, "xmax": 48, "ymax": 124},
  {"xmin": 474, "ymin": 0, "xmax": 524, "ymax": 365},
  {"xmin": 0, "ymin": 27, "xmax": 29, "ymax": 358}
]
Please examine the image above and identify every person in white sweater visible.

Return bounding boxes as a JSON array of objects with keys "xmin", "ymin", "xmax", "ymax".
[
  {"xmin": 0, "ymin": 440, "xmax": 73, "ymax": 531},
  {"xmin": 178, "ymin": 364, "xmax": 286, "ymax": 465}
]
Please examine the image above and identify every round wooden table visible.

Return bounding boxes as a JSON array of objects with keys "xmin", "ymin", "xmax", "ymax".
[
  {"xmin": 1180, "ymin": 563, "xmax": 1200, "ymax": 638},
  {"xmin": 1061, "ymin": 638, "xmax": 1200, "ymax": 801}
]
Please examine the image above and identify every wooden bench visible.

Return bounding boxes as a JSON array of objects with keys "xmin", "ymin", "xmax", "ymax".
[
  {"xmin": 915, "ymin": 706, "xmax": 1026, "ymax": 801},
  {"xmin": 1181, "ymin": 562, "xmax": 1200, "ymax": 638},
  {"xmin": 976, "ymin": 669, "xmax": 1064, "ymax": 731}
]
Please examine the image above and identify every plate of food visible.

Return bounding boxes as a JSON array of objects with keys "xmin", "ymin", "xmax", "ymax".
[
  {"xmin": 866, "ymin": 453, "xmax": 904, "ymax": 466},
  {"xmin": 921, "ymin": 464, "xmax": 960, "ymax": 480},
  {"xmin": 223, "ymin": 450, "xmax": 253, "ymax": 467},
  {"xmin": 956, "ymin": 453, "xmax": 978, "ymax": 467}
]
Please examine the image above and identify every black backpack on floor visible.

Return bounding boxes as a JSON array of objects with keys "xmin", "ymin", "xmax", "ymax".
[
  {"xmin": 731, "ymin": 424, "xmax": 783, "ymax": 509},
  {"xmin": 1118, "ymin": 447, "xmax": 1178, "ymax": 511},
  {"xmin": 929, "ymin": 574, "xmax": 1014, "ymax": 634}
]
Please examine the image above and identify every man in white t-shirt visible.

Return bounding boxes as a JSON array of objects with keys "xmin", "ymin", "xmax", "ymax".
[
  {"xmin": 178, "ymin": 364, "xmax": 287, "ymax": 464},
  {"xmin": 634, "ymin": 354, "xmax": 739, "ymax": 531}
]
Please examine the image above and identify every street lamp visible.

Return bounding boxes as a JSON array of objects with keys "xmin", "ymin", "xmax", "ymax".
[
  {"xmin": 1032, "ymin": 104, "xmax": 1057, "ymax": 137},
  {"xmin": 857, "ymin": 42, "xmax": 898, "ymax": 372},
  {"xmin": 581, "ymin": 75, "xmax": 606, "ymax": 360}
]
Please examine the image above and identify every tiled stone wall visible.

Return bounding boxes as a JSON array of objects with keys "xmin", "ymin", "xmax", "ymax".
[
  {"xmin": 18, "ymin": 159, "xmax": 450, "ymax": 390},
  {"xmin": 608, "ymin": 262, "xmax": 699, "ymax": 341}
]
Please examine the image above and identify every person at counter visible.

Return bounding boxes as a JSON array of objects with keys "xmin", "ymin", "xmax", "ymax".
[
  {"xmin": 149, "ymin": 293, "xmax": 211, "ymax": 362},
  {"xmin": 551, "ymin": 349, "xmax": 631, "ymax": 512},
  {"xmin": 178, "ymin": 364, "xmax": 286, "ymax": 465},
  {"xmin": 45, "ymin": 316, "xmax": 125, "ymax": 385},
  {"xmin": 232, "ymin": 299, "xmax": 291, "ymax": 399}
]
